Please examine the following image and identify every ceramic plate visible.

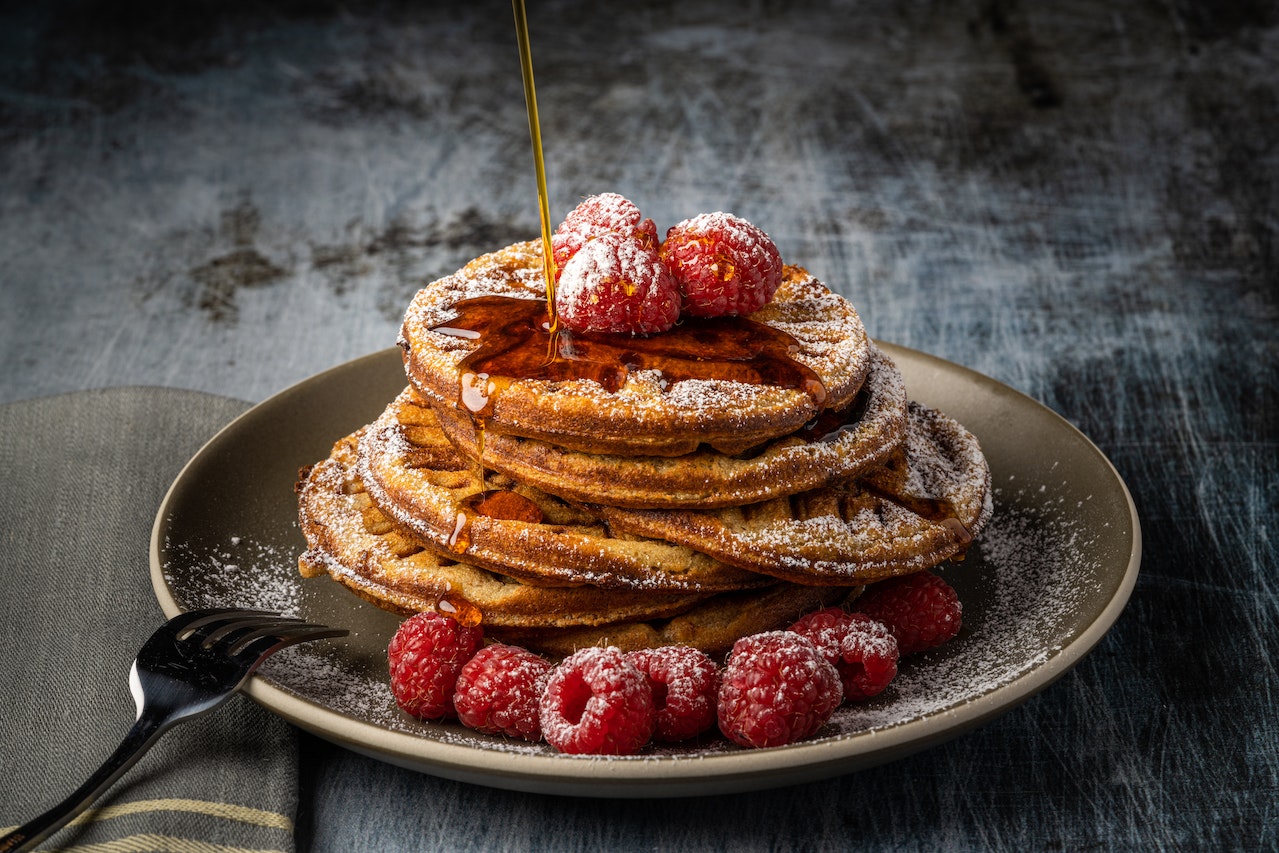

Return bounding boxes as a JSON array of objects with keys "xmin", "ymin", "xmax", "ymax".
[{"xmin": 150, "ymin": 344, "xmax": 1140, "ymax": 797}]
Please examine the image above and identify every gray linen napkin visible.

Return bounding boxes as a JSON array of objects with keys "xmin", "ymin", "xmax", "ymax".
[{"xmin": 0, "ymin": 387, "xmax": 300, "ymax": 852}]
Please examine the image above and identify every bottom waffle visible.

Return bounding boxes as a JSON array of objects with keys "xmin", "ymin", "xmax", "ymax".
[
  {"xmin": 496, "ymin": 584, "xmax": 856, "ymax": 658},
  {"xmin": 296, "ymin": 430, "xmax": 711, "ymax": 629}
]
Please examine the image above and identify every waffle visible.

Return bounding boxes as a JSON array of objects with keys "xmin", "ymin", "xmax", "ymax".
[
  {"xmin": 586, "ymin": 402, "xmax": 994, "ymax": 585},
  {"xmin": 431, "ymin": 345, "xmax": 908, "ymax": 510},
  {"xmin": 357, "ymin": 388, "xmax": 771, "ymax": 592},
  {"xmin": 496, "ymin": 584, "xmax": 856, "ymax": 658},
  {"xmin": 398, "ymin": 241, "xmax": 873, "ymax": 457},
  {"xmin": 295, "ymin": 430, "xmax": 711, "ymax": 629}
]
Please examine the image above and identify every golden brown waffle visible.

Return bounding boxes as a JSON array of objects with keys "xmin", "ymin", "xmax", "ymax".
[
  {"xmin": 398, "ymin": 241, "xmax": 873, "ymax": 457},
  {"xmin": 586, "ymin": 402, "xmax": 994, "ymax": 585},
  {"xmin": 498, "ymin": 584, "xmax": 856, "ymax": 658},
  {"xmin": 295, "ymin": 430, "xmax": 711, "ymax": 628},
  {"xmin": 432, "ymin": 345, "xmax": 908, "ymax": 510},
  {"xmin": 356, "ymin": 389, "xmax": 772, "ymax": 592}
]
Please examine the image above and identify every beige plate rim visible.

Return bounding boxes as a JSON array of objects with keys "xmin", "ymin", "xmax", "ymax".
[{"xmin": 150, "ymin": 343, "xmax": 1141, "ymax": 798}]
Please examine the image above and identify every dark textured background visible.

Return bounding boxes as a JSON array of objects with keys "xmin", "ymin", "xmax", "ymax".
[{"xmin": 1, "ymin": 0, "xmax": 1275, "ymax": 849}]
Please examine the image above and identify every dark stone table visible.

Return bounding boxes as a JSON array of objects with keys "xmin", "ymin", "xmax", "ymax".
[{"xmin": 2, "ymin": 0, "xmax": 1274, "ymax": 849}]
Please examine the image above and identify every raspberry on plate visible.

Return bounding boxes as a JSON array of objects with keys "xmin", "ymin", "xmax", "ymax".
[
  {"xmin": 789, "ymin": 607, "xmax": 899, "ymax": 701},
  {"xmin": 717, "ymin": 631, "xmax": 842, "ymax": 749},
  {"xmin": 454, "ymin": 643, "xmax": 553, "ymax": 741},
  {"xmin": 660, "ymin": 212, "xmax": 784, "ymax": 318},
  {"xmin": 539, "ymin": 646, "xmax": 656, "ymax": 755},
  {"xmin": 552, "ymin": 192, "xmax": 659, "ymax": 276},
  {"xmin": 387, "ymin": 611, "xmax": 484, "ymax": 721},
  {"xmin": 625, "ymin": 646, "xmax": 721, "ymax": 742},
  {"xmin": 856, "ymin": 571, "xmax": 963, "ymax": 656},
  {"xmin": 554, "ymin": 231, "xmax": 681, "ymax": 335}
]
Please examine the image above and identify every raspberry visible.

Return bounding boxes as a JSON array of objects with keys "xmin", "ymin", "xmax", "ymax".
[
  {"xmin": 387, "ymin": 611, "xmax": 484, "ymax": 720},
  {"xmin": 552, "ymin": 192, "xmax": 658, "ymax": 275},
  {"xmin": 856, "ymin": 571, "xmax": 963, "ymax": 656},
  {"xmin": 551, "ymin": 194, "xmax": 678, "ymax": 335},
  {"xmin": 625, "ymin": 646, "xmax": 720, "ymax": 742},
  {"xmin": 539, "ymin": 646, "xmax": 655, "ymax": 755},
  {"xmin": 717, "ymin": 631, "xmax": 842, "ymax": 749},
  {"xmin": 660, "ymin": 212, "xmax": 784, "ymax": 318},
  {"xmin": 789, "ymin": 607, "xmax": 899, "ymax": 701},
  {"xmin": 554, "ymin": 231, "xmax": 681, "ymax": 335},
  {"xmin": 453, "ymin": 643, "xmax": 552, "ymax": 741}
]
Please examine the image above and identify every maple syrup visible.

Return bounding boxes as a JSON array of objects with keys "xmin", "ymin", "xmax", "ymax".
[
  {"xmin": 447, "ymin": 510, "xmax": 471, "ymax": 553},
  {"xmin": 446, "ymin": 488, "xmax": 544, "ymax": 559},
  {"xmin": 432, "ymin": 295, "xmax": 827, "ymax": 417},
  {"xmin": 435, "ymin": 594, "xmax": 483, "ymax": 628},
  {"xmin": 800, "ymin": 383, "xmax": 870, "ymax": 443},
  {"xmin": 464, "ymin": 488, "xmax": 544, "ymax": 524},
  {"xmin": 493, "ymin": 5, "xmax": 826, "ymax": 413},
  {"xmin": 437, "ymin": 4, "xmax": 828, "ymax": 577}
]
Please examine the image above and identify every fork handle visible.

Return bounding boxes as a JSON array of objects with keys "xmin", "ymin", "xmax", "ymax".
[{"xmin": 0, "ymin": 709, "xmax": 171, "ymax": 852}]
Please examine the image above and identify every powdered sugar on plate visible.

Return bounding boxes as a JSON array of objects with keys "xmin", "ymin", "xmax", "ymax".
[
  {"xmin": 827, "ymin": 480, "xmax": 1100, "ymax": 736},
  {"xmin": 158, "ymin": 471, "xmax": 1104, "ymax": 759},
  {"xmin": 162, "ymin": 534, "xmax": 302, "ymax": 615}
]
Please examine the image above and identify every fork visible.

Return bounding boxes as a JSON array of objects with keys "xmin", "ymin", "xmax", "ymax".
[{"xmin": 0, "ymin": 608, "xmax": 347, "ymax": 853}]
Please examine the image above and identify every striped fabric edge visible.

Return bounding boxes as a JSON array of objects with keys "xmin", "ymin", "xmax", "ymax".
[
  {"xmin": 2, "ymin": 798, "xmax": 293, "ymax": 853},
  {"xmin": 36, "ymin": 834, "xmax": 285, "ymax": 853}
]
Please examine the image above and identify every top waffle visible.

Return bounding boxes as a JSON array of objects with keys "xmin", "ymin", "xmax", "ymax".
[{"xmin": 398, "ymin": 241, "xmax": 873, "ymax": 456}]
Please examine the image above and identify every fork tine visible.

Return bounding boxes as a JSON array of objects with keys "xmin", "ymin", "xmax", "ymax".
[
  {"xmin": 233, "ymin": 624, "xmax": 349, "ymax": 664},
  {"xmin": 163, "ymin": 608, "xmax": 347, "ymax": 669},
  {"xmin": 170, "ymin": 608, "xmax": 286, "ymax": 639},
  {"xmin": 163, "ymin": 607, "xmax": 269, "ymax": 636},
  {"xmin": 197, "ymin": 613, "xmax": 305, "ymax": 646}
]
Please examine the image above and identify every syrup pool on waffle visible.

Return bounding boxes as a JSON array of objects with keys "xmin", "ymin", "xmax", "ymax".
[{"xmin": 429, "ymin": 295, "xmax": 828, "ymax": 419}]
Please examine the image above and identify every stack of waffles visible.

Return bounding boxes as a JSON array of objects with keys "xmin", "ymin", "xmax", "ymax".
[{"xmin": 296, "ymin": 241, "xmax": 992, "ymax": 657}]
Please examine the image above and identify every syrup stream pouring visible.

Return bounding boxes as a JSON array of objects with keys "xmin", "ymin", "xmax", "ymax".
[{"xmin": 512, "ymin": 0, "xmax": 558, "ymax": 333}]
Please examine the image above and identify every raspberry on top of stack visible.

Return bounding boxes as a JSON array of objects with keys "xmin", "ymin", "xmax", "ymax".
[{"xmin": 296, "ymin": 193, "xmax": 993, "ymax": 754}]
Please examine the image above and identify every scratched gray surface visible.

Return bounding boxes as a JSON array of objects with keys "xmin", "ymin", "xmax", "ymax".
[{"xmin": 1, "ymin": 0, "xmax": 1275, "ymax": 850}]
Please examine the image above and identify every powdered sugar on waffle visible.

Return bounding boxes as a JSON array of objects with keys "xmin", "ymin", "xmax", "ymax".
[{"xmin": 590, "ymin": 399, "xmax": 992, "ymax": 583}]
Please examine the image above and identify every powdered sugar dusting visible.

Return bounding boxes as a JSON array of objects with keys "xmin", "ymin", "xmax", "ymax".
[
  {"xmin": 671, "ymin": 210, "xmax": 762, "ymax": 243},
  {"xmin": 158, "ymin": 450, "xmax": 1121, "ymax": 766},
  {"xmin": 551, "ymin": 194, "xmax": 659, "ymax": 275},
  {"xmin": 163, "ymin": 533, "xmax": 302, "ymax": 615},
  {"xmin": 607, "ymin": 399, "xmax": 991, "ymax": 582},
  {"xmin": 156, "ymin": 318, "xmax": 1130, "ymax": 771},
  {"xmin": 824, "ymin": 481, "xmax": 1101, "ymax": 736}
]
